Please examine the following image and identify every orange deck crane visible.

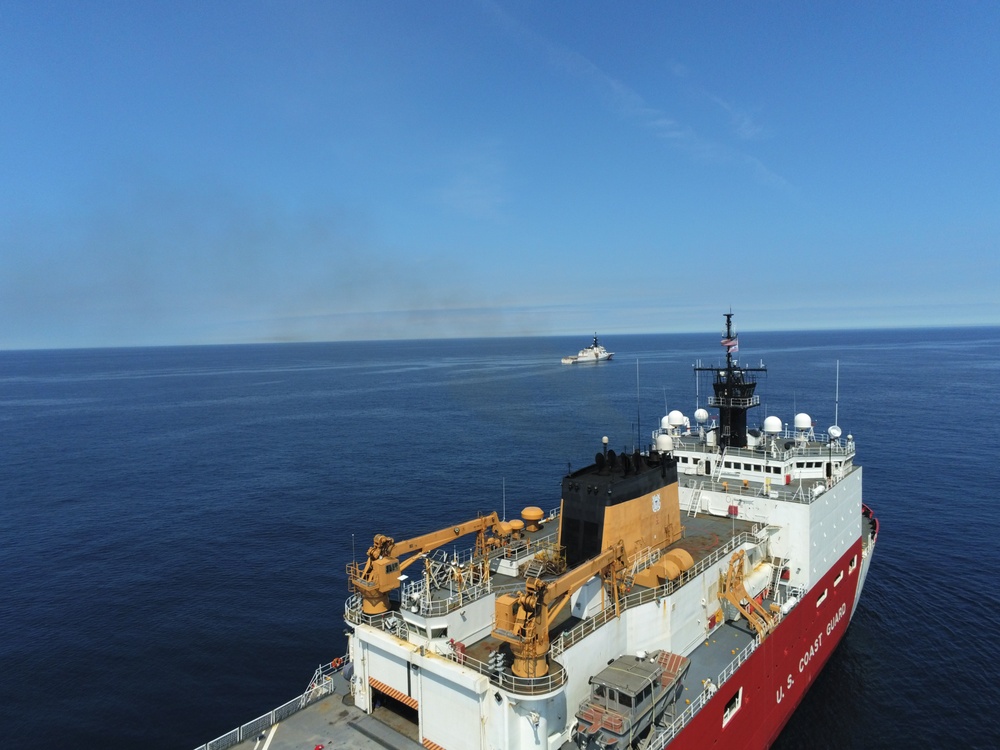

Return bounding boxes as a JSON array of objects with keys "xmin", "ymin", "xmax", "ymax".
[
  {"xmin": 348, "ymin": 512, "xmax": 503, "ymax": 615},
  {"xmin": 492, "ymin": 540, "xmax": 627, "ymax": 678}
]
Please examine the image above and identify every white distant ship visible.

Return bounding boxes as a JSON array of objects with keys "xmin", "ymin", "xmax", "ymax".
[{"xmin": 562, "ymin": 334, "xmax": 614, "ymax": 364}]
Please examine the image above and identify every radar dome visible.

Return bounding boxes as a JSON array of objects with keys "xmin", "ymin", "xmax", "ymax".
[
  {"xmin": 694, "ymin": 408, "xmax": 709, "ymax": 424},
  {"xmin": 794, "ymin": 413, "xmax": 812, "ymax": 431},
  {"xmin": 668, "ymin": 410, "xmax": 685, "ymax": 427},
  {"xmin": 660, "ymin": 415, "xmax": 671, "ymax": 430},
  {"xmin": 655, "ymin": 434, "xmax": 674, "ymax": 453},
  {"xmin": 763, "ymin": 416, "xmax": 782, "ymax": 434}
]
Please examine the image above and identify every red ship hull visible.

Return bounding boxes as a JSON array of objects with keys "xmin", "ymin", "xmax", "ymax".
[{"xmin": 668, "ymin": 540, "xmax": 863, "ymax": 749}]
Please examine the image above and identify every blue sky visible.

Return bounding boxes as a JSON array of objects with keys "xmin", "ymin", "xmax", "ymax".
[{"xmin": 2, "ymin": 1, "xmax": 998, "ymax": 349}]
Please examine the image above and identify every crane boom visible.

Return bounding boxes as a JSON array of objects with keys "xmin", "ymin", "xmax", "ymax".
[
  {"xmin": 493, "ymin": 541, "xmax": 626, "ymax": 677},
  {"xmin": 349, "ymin": 512, "xmax": 502, "ymax": 615}
]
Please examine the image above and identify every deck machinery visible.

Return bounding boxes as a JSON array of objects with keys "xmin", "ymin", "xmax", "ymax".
[{"xmin": 339, "ymin": 313, "xmax": 877, "ymax": 750}]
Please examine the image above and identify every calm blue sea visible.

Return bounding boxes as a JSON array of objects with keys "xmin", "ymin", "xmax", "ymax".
[{"xmin": 3, "ymin": 327, "xmax": 999, "ymax": 749}]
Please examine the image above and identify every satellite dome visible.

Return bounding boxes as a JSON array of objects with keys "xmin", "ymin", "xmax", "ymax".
[
  {"xmin": 763, "ymin": 416, "xmax": 782, "ymax": 434},
  {"xmin": 828, "ymin": 425, "xmax": 842, "ymax": 440},
  {"xmin": 794, "ymin": 413, "xmax": 812, "ymax": 431},
  {"xmin": 668, "ymin": 410, "xmax": 685, "ymax": 427},
  {"xmin": 660, "ymin": 415, "xmax": 671, "ymax": 430},
  {"xmin": 694, "ymin": 408, "xmax": 709, "ymax": 424},
  {"xmin": 655, "ymin": 434, "xmax": 674, "ymax": 453}
]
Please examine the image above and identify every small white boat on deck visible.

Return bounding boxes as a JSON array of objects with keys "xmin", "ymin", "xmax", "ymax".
[{"xmin": 562, "ymin": 333, "xmax": 613, "ymax": 364}]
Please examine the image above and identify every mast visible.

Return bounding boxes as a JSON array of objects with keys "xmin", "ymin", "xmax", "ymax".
[{"xmin": 694, "ymin": 312, "xmax": 766, "ymax": 448}]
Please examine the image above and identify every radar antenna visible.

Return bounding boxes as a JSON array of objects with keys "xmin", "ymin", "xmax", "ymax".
[{"xmin": 693, "ymin": 312, "xmax": 766, "ymax": 449}]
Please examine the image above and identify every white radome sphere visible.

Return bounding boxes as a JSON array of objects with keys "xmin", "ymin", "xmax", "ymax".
[{"xmin": 763, "ymin": 416, "xmax": 782, "ymax": 434}]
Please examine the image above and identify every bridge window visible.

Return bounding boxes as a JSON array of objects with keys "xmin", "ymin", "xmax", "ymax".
[{"xmin": 722, "ymin": 687, "xmax": 743, "ymax": 727}]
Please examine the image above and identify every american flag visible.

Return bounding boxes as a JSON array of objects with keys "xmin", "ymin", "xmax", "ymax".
[{"xmin": 721, "ymin": 336, "xmax": 738, "ymax": 353}]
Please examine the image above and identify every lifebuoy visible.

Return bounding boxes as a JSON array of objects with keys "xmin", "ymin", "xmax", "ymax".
[{"xmin": 332, "ymin": 658, "xmax": 342, "ymax": 669}]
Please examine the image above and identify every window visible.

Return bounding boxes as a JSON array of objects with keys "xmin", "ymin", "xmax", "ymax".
[
  {"xmin": 834, "ymin": 570, "xmax": 844, "ymax": 587},
  {"xmin": 593, "ymin": 684, "xmax": 606, "ymax": 705},
  {"xmin": 849, "ymin": 555, "xmax": 858, "ymax": 574},
  {"xmin": 722, "ymin": 687, "xmax": 743, "ymax": 727},
  {"xmin": 816, "ymin": 589, "xmax": 828, "ymax": 607}
]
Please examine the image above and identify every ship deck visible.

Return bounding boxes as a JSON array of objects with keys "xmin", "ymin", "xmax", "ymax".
[
  {"xmin": 213, "ymin": 624, "xmax": 758, "ymax": 750},
  {"xmin": 222, "ymin": 668, "xmax": 423, "ymax": 750},
  {"xmin": 208, "ymin": 512, "xmax": 761, "ymax": 750}
]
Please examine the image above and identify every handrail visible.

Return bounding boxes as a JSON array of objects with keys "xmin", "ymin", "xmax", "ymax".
[
  {"xmin": 656, "ymin": 429, "xmax": 856, "ymax": 461},
  {"xmin": 551, "ymin": 528, "xmax": 764, "ymax": 657},
  {"xmin": 443, "ymin": 648, "xmax": 568, "ymax": 695},
  {"xmin": 681, "ymin": 463, "xmax": 859, "ymax": 507},
  {"xmin": 192, "ymin": 654, "xmax": 351, "ymax": 750},
  {"xmin": 707, "ymin": 394, "xmax": 759, "ymax": 408}
]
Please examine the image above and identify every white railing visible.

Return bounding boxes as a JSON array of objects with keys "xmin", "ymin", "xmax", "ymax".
[
  {"xmin": 681, "ymin": 465, "xmax": 858, "ymax": 506},
  {"xmin": 192, "ymin": 654, "xmax": 350, "ymax": 750},
  {"xmin": 646, "ymin": 635, "xmax": 760, "ymax": 748},
  {"xmin": 551, "ymin": 528, "xmax": 764, "ymax": 657},
  {"xmin": 444, "ymin": 647, "xmax": 567, "ymax": 696},
  {"xmin": 707, "ymin": 394, "xmax": 760, "ymax": 408},
  {"xmin": 407, "ymin": 578, "xmax": 495, "ymax": 617}
]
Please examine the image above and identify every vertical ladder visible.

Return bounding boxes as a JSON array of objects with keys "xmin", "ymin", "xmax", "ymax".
[
  {"xmin": 687, "ymin": 485, "xmax": 704, "ymax": 517},
  {"xmin": 713, "ymin": 449, "xmax": 727, "ymax": 482}
]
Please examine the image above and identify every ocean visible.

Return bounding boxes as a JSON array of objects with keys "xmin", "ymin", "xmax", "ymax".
[{"xmin": 3, "ymin": 326, "xmax": 999, "ymax": 749}]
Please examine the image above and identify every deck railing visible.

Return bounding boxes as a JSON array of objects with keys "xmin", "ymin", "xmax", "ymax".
[
  {"xmin": 192, "ymin": 654, "xmax": 350, "ymax": 750},
  {"xmin": 443, "ymin": 647, "xmax": 568, "ymax": 695},
  {"xmin": 551, "ymin": 527, "xmax": 764, "ymax": 657},
  {"xmin": 681, "ymin": 462, "xmax": 859, "ymax": 507}
]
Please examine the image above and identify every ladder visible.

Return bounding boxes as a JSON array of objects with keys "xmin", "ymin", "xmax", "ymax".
[
  {"xmin": 713, "ymin": 452, "xmax": 727, "ymax": 482},
  {"xmin": 687, "ymin": 483, "xmax": 704, "ymax": 517},
  {"xmin": 522, "ymin": 559, "xmax": 546, "ymax": 580},
  {"xmin": 767, "ymin": 556, "xmax": 788, "ymax": 603}
]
